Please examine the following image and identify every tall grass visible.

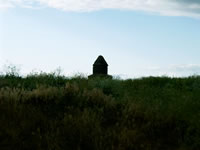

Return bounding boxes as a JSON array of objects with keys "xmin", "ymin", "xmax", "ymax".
[{"xmin": 0, "ymin": 73, "xmax": 200, "ymax": 150}]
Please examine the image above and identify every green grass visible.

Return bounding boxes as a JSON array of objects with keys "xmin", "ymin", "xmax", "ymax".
[{"xmin": 0, "ymin": 73, "xmax": 200, "ymax": 150}]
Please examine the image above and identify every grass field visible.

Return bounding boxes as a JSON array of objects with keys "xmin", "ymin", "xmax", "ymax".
[{"xmin": 0, "ymin": 71, "xmax": 200, "ymax": 150}]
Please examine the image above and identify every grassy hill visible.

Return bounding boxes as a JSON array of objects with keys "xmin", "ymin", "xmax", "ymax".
[{"xmin": 0, "ymin": 73, "xmax": 200, "ymax": 150}]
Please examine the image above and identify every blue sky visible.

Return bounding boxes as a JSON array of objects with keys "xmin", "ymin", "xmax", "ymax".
[{"xmin": 1, "ymin": 0, "xmax": 200, "ymax": 78}]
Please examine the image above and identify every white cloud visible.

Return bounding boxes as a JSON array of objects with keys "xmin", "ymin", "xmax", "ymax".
[
  {"xmin": 0, "ymin": 0, "xmax": 14, "ymax": 10},
  {"xmin": 1, "ymin": 0, "xmax": 200, "ymax": 17},
  {"xmin": 146, "ymin": 64, "xmax": 200, "ymax": 77}
]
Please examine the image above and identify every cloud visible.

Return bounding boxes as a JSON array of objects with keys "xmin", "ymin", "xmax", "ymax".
[
  {"xmin": 0, "ymin": 0, "xmax": 43, "ymax": 10},
  {"xmin": 1, "ymin": 0, "xmax": 200, "ymax": 17},
  {"xmin": 147, "ymin": 64, "xmax": 200, "ymax": 77},
  {"xmin": 0, "ymin": 1, "xmax": 14, "ymax": 10}
]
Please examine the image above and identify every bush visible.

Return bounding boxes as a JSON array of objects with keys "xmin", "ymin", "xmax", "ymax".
[{"xmin": 0, "ymin": 74, "xmax": 200, "ymax": 149}]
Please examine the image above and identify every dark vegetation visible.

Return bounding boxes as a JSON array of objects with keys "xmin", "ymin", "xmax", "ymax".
[{"xmin": 0, "ymin": 70, "xmax": 200, "ymax": 150}]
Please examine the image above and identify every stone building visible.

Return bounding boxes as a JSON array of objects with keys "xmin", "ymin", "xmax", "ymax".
[
  {"xmin": 93, "ymin": 55, "xmax": 108, "ymax": 75},
  {"xmin": 88, "ymin": 55, "xmax": 112, "ymax": 79}
]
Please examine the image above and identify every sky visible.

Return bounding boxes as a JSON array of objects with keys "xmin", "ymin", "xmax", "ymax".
[{"xmin": 0, "ymin": 0, "xmax": 200, "ymax": 78}]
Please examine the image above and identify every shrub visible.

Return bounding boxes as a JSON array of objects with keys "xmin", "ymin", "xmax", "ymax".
[{"xmin": 0, "ymin": 75, "xmax": 200, "ymax": 149}]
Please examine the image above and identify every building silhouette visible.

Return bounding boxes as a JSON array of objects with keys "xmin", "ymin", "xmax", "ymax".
[
  {"xmin": 93, "ymin": 55, "xmax": 108, "ymax": 75},
  {"xmin": 89, "ymin": 55, "xmax": 112, "ymax": 79}
]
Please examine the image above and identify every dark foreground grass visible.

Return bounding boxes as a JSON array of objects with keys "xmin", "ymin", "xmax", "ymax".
[{"xmin": 0, "ymin": 73, "xmax": 200, "ymax": 150}]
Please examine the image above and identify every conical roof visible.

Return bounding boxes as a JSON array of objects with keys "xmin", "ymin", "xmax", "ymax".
[{"xmin": 93, "ymin": 55, "xmax": 108, "ymax": 66}]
